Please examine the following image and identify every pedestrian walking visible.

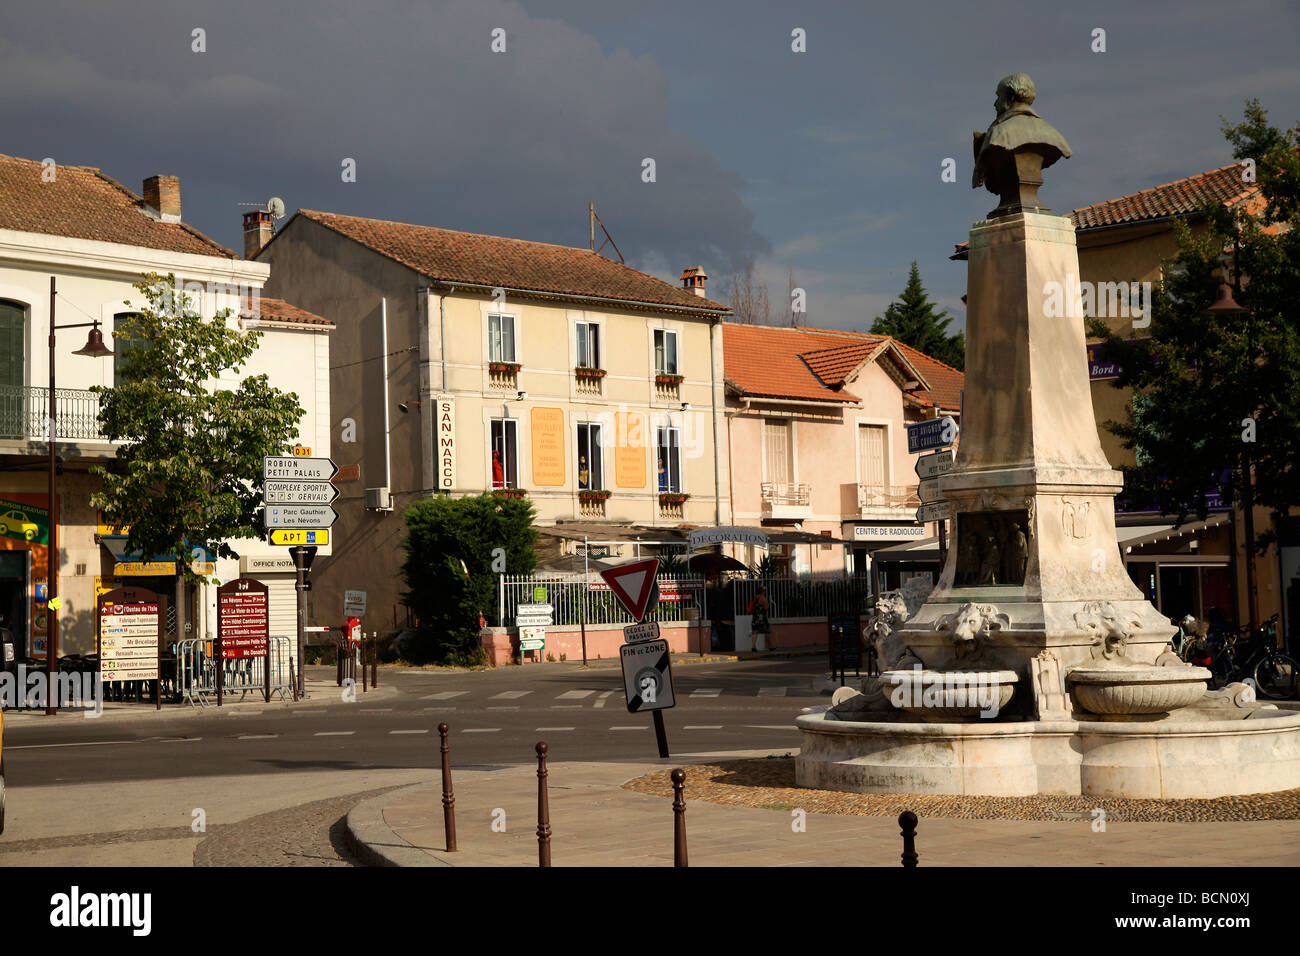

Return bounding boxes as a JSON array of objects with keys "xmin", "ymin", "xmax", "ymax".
[{"xmin": 748, "ymin": 586, "xmax": 773, "ymax": 651}]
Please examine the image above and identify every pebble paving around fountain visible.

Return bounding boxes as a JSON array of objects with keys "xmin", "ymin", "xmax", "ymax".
[{"xmin": 623, "ymin": 758, "xmax": 1300, "ymax": 822}]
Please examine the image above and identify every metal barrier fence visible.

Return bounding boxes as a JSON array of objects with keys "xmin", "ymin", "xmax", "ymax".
[
  {"xmin": 497, "ymin": 574, "xmax": 704, "ymax": 627},
  {"xmin": 177, "ymin": 635, "xmax": 294, "ymax": 706},
  {"xmin": 731, "ymin": 576, "xmax": 870, "ymax": 619}
]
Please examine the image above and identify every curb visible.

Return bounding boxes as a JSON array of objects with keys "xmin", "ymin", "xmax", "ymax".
[{"xmin": 344, "ymin": 783, "xmax": 451, "ymax": 868}]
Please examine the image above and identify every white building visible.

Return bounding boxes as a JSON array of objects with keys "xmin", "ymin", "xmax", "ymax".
[{"xmin": 0, "ymin": 153, "xmax": 332, "ymax": 659}]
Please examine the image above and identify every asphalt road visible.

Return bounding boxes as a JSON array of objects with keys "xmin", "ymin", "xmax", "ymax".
[{"xmin": 3, "ymin": 656, "xmax": 829, "ymax": 787}]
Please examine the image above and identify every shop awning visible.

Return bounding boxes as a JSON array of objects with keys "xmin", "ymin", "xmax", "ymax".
[{"xmin": 1121, "ymin": 513, "xmax": 1231, "ymax": 551}]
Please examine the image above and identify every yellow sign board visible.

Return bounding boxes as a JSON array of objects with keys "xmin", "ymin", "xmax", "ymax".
[
  {"xmin": 615, "ymin": 411, "xmax": 648, "ymax": 489},
  {"xmin": 530, "ymin": 407, "xmax": 565, "ymax": 487},
  {"xmin": 269, "ymin": 529, "xmax": 329, "ymax": 546},
  {"xmin": 116, "ymin": 561, "xmax": 176, "ymax": 576},
  {"xmin": 294, "ymin": 445, "xmax": 312, "ymax": 456}
]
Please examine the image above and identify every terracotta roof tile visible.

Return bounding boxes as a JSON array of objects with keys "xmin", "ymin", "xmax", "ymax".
[
  {"xmin": 243, "ymin": 296, "xmax": 333, "ymax": 328},
  {"xmin": 294, "ymin": 209, "xmax": 730, "ymax": 313},
  {"xmin": 0, "ymin": 153, "xmax": 235, "ymax": 258},
  {"xmin": 723, "ymin": 323, "xmax": 964, "ymax": 409}
]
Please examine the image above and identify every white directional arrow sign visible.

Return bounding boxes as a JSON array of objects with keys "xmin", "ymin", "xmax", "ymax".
[
  {"xmin": 263, "ymin": 480, "xmax": 341, "ymax": 505},
  {"xmin": 263, "ymin": 456, "xmax": 338, "ymax": 482},
  {"xmin": 264, "ymin": 504, "xmax": 339, "ymax": 529}
]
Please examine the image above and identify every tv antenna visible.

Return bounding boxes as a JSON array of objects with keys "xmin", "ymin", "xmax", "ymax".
[
  {"xmin": 588, "ymin": 203, "xmax": 624, "ymax": 264},
  {"xmin": 237, "ymin": 197, "xmax": 287, "ymax": 219}
]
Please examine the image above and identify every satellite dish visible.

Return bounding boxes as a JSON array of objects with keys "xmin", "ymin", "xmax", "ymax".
[{"xmin": 267, "ymin": 197, "xmax": 286, "ymax": 219}]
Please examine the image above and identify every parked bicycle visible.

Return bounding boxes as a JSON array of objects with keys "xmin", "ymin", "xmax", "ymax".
[{"xmin": 1207, "ymin": 615, "xmax": 1297, "ymax": 699}]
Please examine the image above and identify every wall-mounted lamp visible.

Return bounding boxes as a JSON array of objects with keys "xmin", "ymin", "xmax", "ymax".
[
  {"xmin": 515, "ymin": 390, "xmax": 528, "ymax": 401},
  {"xmin": 679, "ymin": 401, "xmax": 691, "ymax": 411},
  {"xmin": 398, "ymin": 400, "xmax": 423, "ymax": 414}
]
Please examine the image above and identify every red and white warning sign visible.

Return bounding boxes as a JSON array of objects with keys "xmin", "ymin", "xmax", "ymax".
[{"xmin": 598, "ymin": 558, "xmax": 660, "ymax": 622}]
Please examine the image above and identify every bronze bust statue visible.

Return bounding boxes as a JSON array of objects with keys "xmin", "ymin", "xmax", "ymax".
[{"xmin": 972, "ymin": 73, "xmax": 1071, "ymax": 218}]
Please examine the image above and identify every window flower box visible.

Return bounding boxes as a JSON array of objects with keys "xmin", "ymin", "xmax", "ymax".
[
  {"xmin": 578, "ymin": 489, "xmax": 611, "ymax": 502},
  {"xmin": 489, "ymin": 361, "xmax": 521, "ymax": 374},
  {"xmin": 492, "ymin": 488, "xmax": 527, "ymax": 500},
  {"xmin": 574, "ymin": 366, "xmax": 607, "ymax": 379},
  {"xmin": 655, "ymin": 373, "xmax": 684, "ymax": 386},
  {"xmin": 658, "ymin": 492, "xmax": 689, "ymax": 506}
]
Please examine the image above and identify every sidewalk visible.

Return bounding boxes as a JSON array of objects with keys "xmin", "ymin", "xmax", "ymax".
[{"xmin": 346, "ymin": 750, "xmax": 1300, "ymax": 867}]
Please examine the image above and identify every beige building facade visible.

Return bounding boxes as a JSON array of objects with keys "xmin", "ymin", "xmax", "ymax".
[{"xmin": 257, "ymin": 210, "xmax": 731, "ymax": 629}]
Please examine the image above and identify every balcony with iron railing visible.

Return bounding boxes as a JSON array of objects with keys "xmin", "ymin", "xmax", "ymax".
[
  {"xmin": 857, "ymin": 482, "xmax": 921, "ymax": 519},
  {"xmin": 761, "ymin": 481, "xmax": 812, "ymax": 520},
  {"xmin": 0, "ymin": 384, "xmax": 112, "ymax": 444}
]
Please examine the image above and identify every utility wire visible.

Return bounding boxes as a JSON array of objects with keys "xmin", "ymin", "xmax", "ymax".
[{"xmin": 330, "ymin": 345, "xmax": 418, "ymax": 371}]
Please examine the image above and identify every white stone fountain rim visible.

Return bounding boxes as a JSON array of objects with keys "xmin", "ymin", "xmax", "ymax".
[
  {"xmin": 1068, "ymin": 665, "xmax": 1213, "ymax": 685},
  {"xmin": 795, "ymin": 708, "xmax": 1300, "ymax": 737},
  {"xmin": 880, "ymin": 668, "xmax": 1019, "ymax": 685}
]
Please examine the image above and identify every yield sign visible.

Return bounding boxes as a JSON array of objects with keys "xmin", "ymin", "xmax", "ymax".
[{"xmin": 599, "ymin": 558, "xmax": 660, "ymax": 622}]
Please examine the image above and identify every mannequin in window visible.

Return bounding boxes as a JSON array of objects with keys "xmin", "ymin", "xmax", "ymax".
[
  {"xmin": 492, "ymin": 450, "xmax": 504, "ymax": 489},
  {"xmin": 578, "ymin": 454, "xmax": 589, "ymax": 489}
]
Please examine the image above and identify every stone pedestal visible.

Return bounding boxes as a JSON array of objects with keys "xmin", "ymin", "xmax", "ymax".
[{"xmin": 893, "ymin": 212, "xmax": 1174, "ymax": 710}]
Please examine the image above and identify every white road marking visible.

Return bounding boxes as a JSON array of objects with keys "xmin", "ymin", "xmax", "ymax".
[
  {"xmin": 489, "ymin": 690, "xmax": 532, "ymax": 699},
  {"xmin": 314, "ymin": 731, "xmax": 355, "ymax": 736},
  {"xmin": 390, "ymin": 729, "xmax": 429, "ymax": 735},
  {"xmin": 743, "ymin": 725, "xmax": 798, "ymax": 730},
  {"xmin": 757, "ymin": 687, "xmax": 787, "ymax": 697},
  {"xmin": 421, "ymin": 691, "xmax": 468, "ymax": 700},
  {"xmin": 690, "ymin": 688, "xmax": 722, "ymax": 698},
  {"xmin": 609, "ymin": 726, "xmax": 642, "ymax": 731},
  {"xmin": 7, "ymin": 739, "xmax": 137, "ymax": 750},
  {"xmin": 535, "ymin": 727, "xmax": 575, "ymax": 732},
  {"xmin": 684, "ymin": 725, "xmax": 723, "ymax": 730},
  {"xmin": 422, "ymin": 706, "xmax": 456, "ymax": 712},
  {"xmin": 593, "ymin": 691, "xmax": 616, "ymax": 709},
  {"xmin": 549, "ymin": 705, "xmax": 582, "ymax": 709},
  {"xmin": 555, "ymin": 690, "xmax": 596, "ymax": 699},
  {"xmin": 238, "ymin": 734, "xmax": 278, "ymax": 740},
  {"xmin": 463, "ymin": 728, "xmax": 502, "ymax": 733},
  {"xmin": 487, "ymin": 705, "xmax": 520, "ymax": 710},
  {"xmin": 360, "ymin": 708, "xmax": 393, "ymax": 712},
  {"xmin": 293, "ymin": 709, "xmax": 326, "ymax": 715}
]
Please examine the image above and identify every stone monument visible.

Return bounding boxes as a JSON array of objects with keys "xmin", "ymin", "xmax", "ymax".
[{"xmin": 794, "ymin": 75, "xmax": 1300, "ymax": 798}]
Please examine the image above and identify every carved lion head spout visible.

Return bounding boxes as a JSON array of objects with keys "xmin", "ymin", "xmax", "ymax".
[
  {"xmin": 935, "ymin": 602, "xmax": 1009, "ymax": 663},
  {"xmin": 1074, "ymin": 600, "xmax": 1142, "ymax": 661}
]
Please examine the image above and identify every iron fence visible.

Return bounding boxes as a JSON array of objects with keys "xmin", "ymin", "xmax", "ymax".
[
  {"xmin": 497, "ymin": 574, "xmax": 705, "ymax": 627},
  {"xmin": 177, "ymin": 635, "xmax": 294, "ymax": 706},
  {"xmin": 732, "ymin": 575, "xmax": 871, "ymax": 619},
  {"xmin": 0, "ymin": 384, "xmax": 110, "ymax": 441}
]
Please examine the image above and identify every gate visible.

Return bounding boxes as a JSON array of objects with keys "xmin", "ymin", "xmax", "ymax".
[{"xmin": 178, "ymin": 635, "xmax": 294, "ymax": 706}]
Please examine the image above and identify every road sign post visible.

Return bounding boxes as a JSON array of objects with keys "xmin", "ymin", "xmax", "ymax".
[
  {"xmin": 290, "ymin": 545, "xmax": 316, "ymax": 697},
  {"xmin": 906, "ymin": 417, "xmax": 959, "ymax": 455}
]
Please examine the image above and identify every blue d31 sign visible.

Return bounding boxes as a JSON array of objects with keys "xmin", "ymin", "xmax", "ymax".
[{"xmin": 906, "ymin": 417, "xmax": 959, "ymax": 454}]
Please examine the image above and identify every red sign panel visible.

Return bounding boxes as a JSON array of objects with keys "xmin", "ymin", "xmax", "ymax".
[
  {"xmin": 218, "ymin": 578, "xmax": 270, "ymax": 658},
  {"xmin": 598, "ymin": 558, "xmax": 660, "ymax": 623}
]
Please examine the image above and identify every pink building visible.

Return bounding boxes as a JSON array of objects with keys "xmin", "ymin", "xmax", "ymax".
[{"xmin": 722, "ymin": 323, "xmax": 964, "ymax": 578}]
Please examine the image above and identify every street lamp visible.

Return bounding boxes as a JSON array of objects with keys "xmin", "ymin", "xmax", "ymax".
[{"xmin": 45, "ymin": 276, "xmax": 113, "ymax": 714}]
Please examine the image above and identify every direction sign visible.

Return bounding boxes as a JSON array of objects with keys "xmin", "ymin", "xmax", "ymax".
[
  {"xmin": 599, "ymin": 559, "xmax": 660, "ymax": 622},
  {"xmin": 269, "ymin": 529, "xmax": 329, "ymax": 546},
  {"xmin": 915, "ymin": 448, "xmax": 955, "ymax": 479},
  {"xmin": 263, "ymin": 456, "xmax": 338, "ymax": 482},
  {"xmin": 265, "ymin": 505, "xmax": 338, "ymax": 529},
  {"xmin": 515, "ymin": 602, "xmax": 553, "ymax": 627},
  {"xmin": 916, "ymin": 500, "xmax": 954, "ymax": 523},
  {"xmin": 623, "ymin": 620, "xmax": 661, "ymax": 644},
  {"xmin": 917, "ymin": 477, "xmax": 943, "ymax": 503},
  {"xmin": 906, "ymin": 417, "xmax": 959, "ymax": 454},
  {"xmin": 519, "ymin": 626, "xmax": 546, "ymax": 651},
  {"xmin": 218, "ymin": 578, "xmax": 269, "ymax": 659},
  {"xmin": 344, "ymin": 589, "xmax": 368, "ymax": 616},
  {"xmin": 98, "ymin": 586, "xmax": 160, "ymax": 683},
  {"xmin": 620, "ymin": 639, "xmax": 675, "ymax": 711},
  {"xmin": 264, "ymin": 480, "xmax": 340, "ymax": 505}
]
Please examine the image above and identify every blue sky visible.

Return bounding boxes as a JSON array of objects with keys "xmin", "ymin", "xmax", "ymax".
[{"xmin": 2, "ymin": 0, "xmax": 1296, "ymax": 332}]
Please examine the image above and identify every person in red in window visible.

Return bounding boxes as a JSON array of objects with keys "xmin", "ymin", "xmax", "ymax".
[{"xmin": 492, "ymin": 450, "xmax": 505, "ymax": 489}]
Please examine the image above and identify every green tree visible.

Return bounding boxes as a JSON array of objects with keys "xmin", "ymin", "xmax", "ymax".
[
  {"xmin": 869, "ymin": 261, "xmax": 966, "ymax": 370},
  {"xmin": 1088, "ymin": 100, "xmax": 1300, "ymax": 565},
  {"xmin": 90, "ymin": 274, "xmax": 305, "ymax": 625},
  {"xmin": 400, "ymin": 494, "xmax": 538, "ymax": 664}
]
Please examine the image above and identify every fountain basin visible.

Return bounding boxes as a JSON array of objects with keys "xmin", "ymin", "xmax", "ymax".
[
  {"xmin": 795, "ymin": 706, "xmax": 1300, "ymax": 798},
  {"xmin": 879, "ymin": 668, "xmax": 1018, "ymax": 719},
  {"xmin": 1068, "ymin": 665, "xmax": 1211, "ymax": 715}
]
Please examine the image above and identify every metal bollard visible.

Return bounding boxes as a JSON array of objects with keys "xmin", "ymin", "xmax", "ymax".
[
  {"xmin": 438, "ymin": 722, "xmax": 457, "ymax": 852},
  {"xmin": 898, "ymin": 810, "xmax": 918, "ymax": 867},
  {"xmin": 536, "ymin": 741, "xmax": 552, "ymax": 867},
  {"xmin": 336, "ymin": 640, "xmax": 344, "ymax": 687},
  {"xmin": 371, "ymin": 635, "xmax": 378, "ymax": 687},
  {"xmin": 290, "ymin": 657, "xmax": 298, "ymax": 702},
  {"xmin": 361, "ymin": 641, "xmax": 368, "ymax": 692},
  {"xmin": 672, "ymin": 768, "xmax": 688, "ymax": 867}
]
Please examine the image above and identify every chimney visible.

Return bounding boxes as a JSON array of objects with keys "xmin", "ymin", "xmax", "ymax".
[
  {"xmin": 143, "ymin": 175, "xmax": 181, "ymax": 222},
  {"xmin": 680, "ymin": 265, "xmax": 708, "ymax": 297},
  {"xmin": 243, "ymin": 210, "xmax": 274, "ymax": 259}
]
